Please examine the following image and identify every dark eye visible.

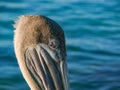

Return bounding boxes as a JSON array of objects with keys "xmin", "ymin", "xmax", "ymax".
[{"xmin": 49, "ymin": 39, "xmax": 59, "ymax": 49}]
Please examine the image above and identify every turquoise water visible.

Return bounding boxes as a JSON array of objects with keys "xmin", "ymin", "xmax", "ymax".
[{"xmin": 0, "ymin": 0, "xmax": 120, "ymax": 90}]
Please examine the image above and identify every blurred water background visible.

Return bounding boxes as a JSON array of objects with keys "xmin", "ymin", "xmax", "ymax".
[{"xmin": 0, "ymin": 0, "xmax": 120, "ymax": 90}]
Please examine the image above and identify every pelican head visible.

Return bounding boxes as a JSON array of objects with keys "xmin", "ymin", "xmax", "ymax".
[{"xmin": 14, "ymin": 15, "xmax": 69, "ymax": 90}]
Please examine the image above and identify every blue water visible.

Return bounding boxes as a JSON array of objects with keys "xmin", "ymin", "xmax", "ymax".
[{"xmin": 0, "ymin": 0, "xmax": 120, "ymax": 90}]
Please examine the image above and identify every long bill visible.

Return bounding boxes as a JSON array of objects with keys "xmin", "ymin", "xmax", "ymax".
[{"xmin": 24, "ymin": 44, "xmax": 69, "ymax": 90}]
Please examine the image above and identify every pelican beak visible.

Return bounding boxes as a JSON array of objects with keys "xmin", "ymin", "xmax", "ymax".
[{"xmin": 25, "ymin": 44, "xmax": 69, "ymax": 90}]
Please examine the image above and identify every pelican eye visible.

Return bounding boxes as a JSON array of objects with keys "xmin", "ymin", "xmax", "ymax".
[{"xmin": 49, "ymin": 39, "xmax": 59, "ymax": 49}]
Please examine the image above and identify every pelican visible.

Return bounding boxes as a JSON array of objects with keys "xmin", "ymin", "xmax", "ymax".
[{"xmin": 13, "ymin": 15, "xmax": 69, "ymax": 90}]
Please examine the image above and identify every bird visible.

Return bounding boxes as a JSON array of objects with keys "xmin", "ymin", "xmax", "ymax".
[{"xmin": 13, "ymin": 15, "xmax": 69, "ymax": 90}]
